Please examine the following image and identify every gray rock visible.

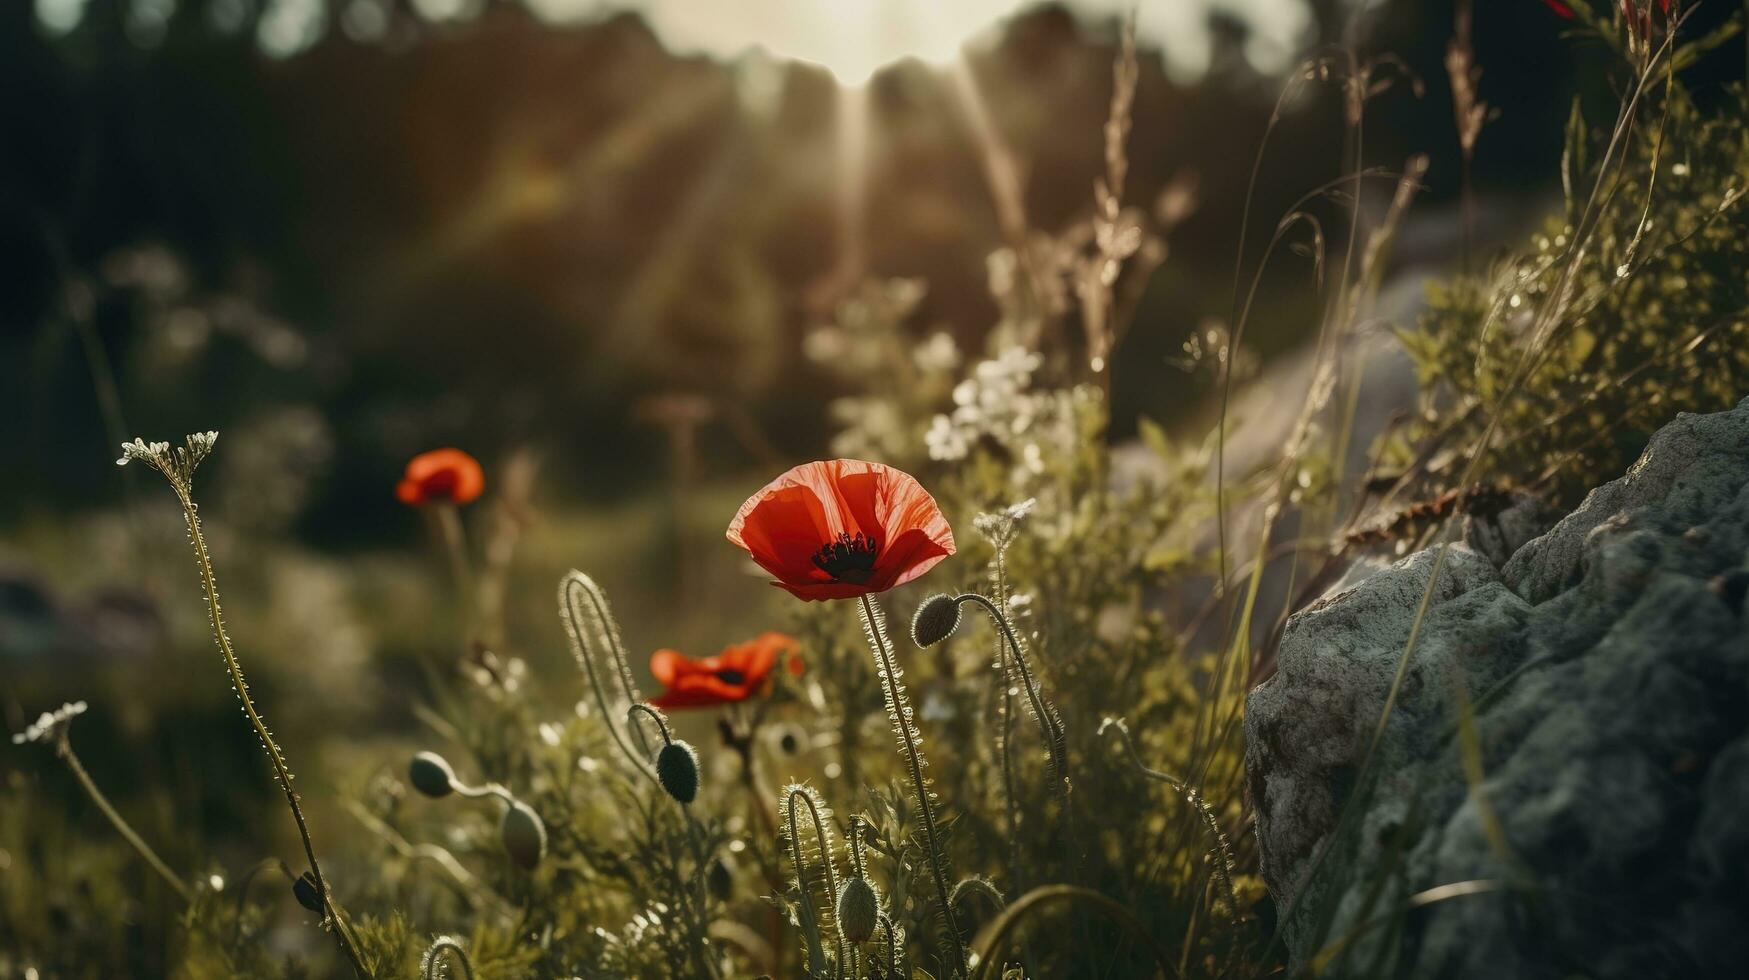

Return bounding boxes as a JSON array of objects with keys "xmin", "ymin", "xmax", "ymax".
[{"xmin": 1245, "ymin": 397, "xmax": 1749, "ymax": 977}]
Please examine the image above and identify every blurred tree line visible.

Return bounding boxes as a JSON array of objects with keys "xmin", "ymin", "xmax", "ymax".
[{"xmin": 2, "ymin": 0, "xmax": 1739, "ymax": 543}]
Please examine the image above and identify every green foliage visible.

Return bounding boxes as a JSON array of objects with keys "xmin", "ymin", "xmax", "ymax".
[{"xmin": 1397, "ymin": 81, "xmax": 1749, "ymax": 505}]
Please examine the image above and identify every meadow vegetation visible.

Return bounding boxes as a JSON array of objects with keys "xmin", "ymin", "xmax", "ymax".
[{"xmin": 4, "ymin": 2, "xmax": 1745, "ymax": 978}]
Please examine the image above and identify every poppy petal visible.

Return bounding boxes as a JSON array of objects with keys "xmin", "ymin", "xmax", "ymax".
[
  {"xmin": 733, "ymin": 485, "xmax": 837, "ymax": 584},
  {"xmin": 869, "ymin": 527, "xmax": 955, "ymax": 592},
  {"xmin": 650, "ymin": 649, "xmax": 691, "ymax": 687}
]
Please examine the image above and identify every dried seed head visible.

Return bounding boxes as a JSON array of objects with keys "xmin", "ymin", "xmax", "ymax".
[
  {"xmin": 835, "ymin": 876, "xmax": 879, "ymax": 944},
  {"xmin": 910, "ymin": 593, "xmax": 961, "ymax": 647},
  {"xmin": 657, "ymin": 740, "xmax": 700, "ymax": 804},
  {"xmin": 408, "ymin": 751, "xmax": 458, "ymax": 798},
  {"xmin": 499, "ymin": 800, "xmax": 547, "ymax": 869}
]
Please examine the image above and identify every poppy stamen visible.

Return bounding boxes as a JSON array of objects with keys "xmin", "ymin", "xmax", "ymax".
[
  {"xmin": 713, "ymin": 669, "xmax": 746, "ymax": 685},
  {"xmin": 812, "ymin": 532, "xmax": 880, "ymax": 584}
]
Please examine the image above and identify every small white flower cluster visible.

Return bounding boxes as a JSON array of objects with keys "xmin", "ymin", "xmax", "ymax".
[
  {"xmin": 12, "ymin": 700, "xmax": 87, "ymax": 746},
  {"xmin": 116, "ymin": 438, "xmax": 172, "ymax": 466},
  {"xmin": 116, "ymin": 431, "xmax": 219, "ymax": 490},
  {"xmin": 910, "ymin": 331, "xmax": 961, "ymax": 374},
  {"xmin": 972, "ymin": 497, "xmax": 1038, "ymax": 550},
  {"xmin": 924, "ymin": 347, "xmax": 1050, "ymax": 462}
]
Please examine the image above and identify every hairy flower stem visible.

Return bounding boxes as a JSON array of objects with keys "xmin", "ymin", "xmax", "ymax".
[
  {"xmin": 955, "ymin": 594, "xmax": 1067, "ymax": 800},
  {"xmin": 857, "ymin": 594, "xmax": 966, "ymax": 976},
  {"xmin": 628, "ymin": 704, "xmax": 724, "ymax": 980},
  {"xmin": 880, "ymin": 913, "xmax": 901, "ymax": 980},
  {"xmin": 559, "ymin": 572, "xmax": 656, "ymax": 781},
  {"xmin": 54, "ymin": 737, "xmax": 191, "ymax": 903},
  {"xmin": 172, "ymin": 487, "xmax": 369, "ymax": 977},
  {"xmin": 1099, "ymin": 718, "xmax": 1238, "ymax": 919},
  {"xmin": 784, "ymin": 787, "xmax": 845, "ymax": 978},
  {"xmin": 985, "ymin": 551, "xmax": 1022, "ymax": 878},
  {"xmin": 421, "ymin": 936, "xmax": 476, "ymax": 980}
]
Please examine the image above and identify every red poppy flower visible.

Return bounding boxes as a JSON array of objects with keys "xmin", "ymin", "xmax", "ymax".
[
  {"xmin": 727, "ymin": 459, "xmax": 956, "ymax": 601},
  {"xmin": 649, "ymin": 632, "xmax": 801, "ymax": 709},
  {"xmin": 396, "ymin": 448, "xmax": 485, "ymax": 506},
  {"xmin": 1542, "ymin": 0, "xmax": 1575, "ymax": 18}
]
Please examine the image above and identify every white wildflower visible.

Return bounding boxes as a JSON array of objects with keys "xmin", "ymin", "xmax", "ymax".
[
  {"xmin": 925, "ymin": 415, "xmax": 970, "ymax": 461},
  {"xmin": 912, "ymin": 332, "xmax": 961, "ymax": 374},
  {"xmin": 13, "ymin": 701, "xmax": 87, "ymax": 746}
]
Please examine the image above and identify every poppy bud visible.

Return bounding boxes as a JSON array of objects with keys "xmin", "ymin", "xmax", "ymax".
[
  {"xmin": 500, "ymin": 800, "xmax": 547, "ymax": 869},
  {"xmin": 292, "ymin": 871, "xmax": 322, "ymax": 913},
  {"xmin": 776, "ymin": 726, "xmax": 803, "ymax": 755},
  {"xmin": 911, "ymin": 593, "xmax": 961, "ymax": 647},
  {"xmin": 408, "ymin": 751, "xmax": 458, "ymax": 798},
  {"xmin": 707, "ymin": 856, "xmax": 734, "ymax": 901},
  {"xmin": 835, "ymin": 876, "xmax": 879, "ymax": 944},
  {"xmin": 657, "ymin": 740, "xmax": 700, "ymax": 804}
]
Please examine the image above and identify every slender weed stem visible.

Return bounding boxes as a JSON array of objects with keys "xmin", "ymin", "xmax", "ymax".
[
  {"xmin": 53, "ymin": 734, "xmax": 191, "ymax": 903},
  {"xmin": 119, "ymin": 435, "xmax": 369, "ymax": 977}
]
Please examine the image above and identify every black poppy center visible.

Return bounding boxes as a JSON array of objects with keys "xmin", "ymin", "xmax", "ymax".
[
  {"xmin": 812, "ymin": 531, "xmax": 880, "ymax": 584},
  {"xmin": 713, "ymin": 669, "xmax": 747, "ymax": 685}
]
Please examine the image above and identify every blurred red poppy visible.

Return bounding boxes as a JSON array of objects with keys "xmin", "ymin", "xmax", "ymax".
[
  {"xmin": 397, "ymin": 448, "xmax": 485, "ymax": 506},
  {"xmin": 649, "ymin": 632, "xmax": 801, "ymax": 709},
  {"xmin": 1543, "ymin": 0, "xmax": 1576, "ymax": 18},
  {"xmin": 726, "ymin": 459, "xmax": 955, "ymax": 601}
]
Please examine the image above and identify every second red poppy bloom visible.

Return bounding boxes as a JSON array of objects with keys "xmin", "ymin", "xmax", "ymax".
[
  {"xmin": 649, "ymin": 632, "xmax": 800, "ymax": 709},
  {"xmin": 397, "ymin": 448, "xmax": 485, "ymax": 506},
  {"xmin": 726, "ymin": 459, "xmax": 956, "ymax": 601}
]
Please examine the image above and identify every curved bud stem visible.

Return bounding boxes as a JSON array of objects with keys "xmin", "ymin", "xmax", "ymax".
[
  {"xmin": 955, "ymin": 593, "xmax": 1069, "ymax": 798},
  {"xmin": 968, "ymin": 885, "xmax": 1172, "ymax": 980},
  {"xmin": 847, "ymin": 814, "xmax": 869, "ymax": 878},
  {"xmin": 559, "ymin": 571, "xmax": 656, "ymax": 782},
  {"xmin": 451, "ymin": 780, "xmax": 519, "ymax": 808},
  {"xmin": 950, "ymin": 877, "xmax": 1006, "ymax": 916},
  {"xmin": 880, "ymin": 913, "xmax": 902, "ymax": 980},
  {"xmin": 420, "ymin": 935, "xmax": 476, "ymax": 980},
  {"xmin": 783, "ymin": 785, "xmax": 845, "ymax": 979},
  {"xmin": 857, "ymin": 594, "xmax": 965, "ymax": 975},
  {"xmin": 1099, "ymin": 717, "xmax": 1239, "ymax": 919},
  {"xmin": 628, "ymin": 703, "xmax": 675, "ymax": 746}
]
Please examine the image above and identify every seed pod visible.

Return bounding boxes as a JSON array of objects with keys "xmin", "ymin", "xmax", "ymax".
[
  {"xmin": 657, "ymin": 740, "xmax": 700, "ymax": 804},
  {"xmin": 292, "ymin": 871, "xmax": 322, "ymax": 913},
  {"xmin": 499, "ymin": 800, "xmax": 547, "ymax": 869},
  {"xmin": 408, "ymin": 751, "xmax": 457, "ymax": 798},
  {"xmin": 835, "ymin": 876, "xmax": 879, "ymax": 944},
  {"xmin": 910, "ymin": 593, "xmax": 961, "ymax": 647}
]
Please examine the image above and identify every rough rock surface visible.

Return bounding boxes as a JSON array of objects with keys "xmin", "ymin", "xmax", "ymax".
[{"xmin": 1245, "ymin": 398, "xmax": 1749, "ymax": 977}]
